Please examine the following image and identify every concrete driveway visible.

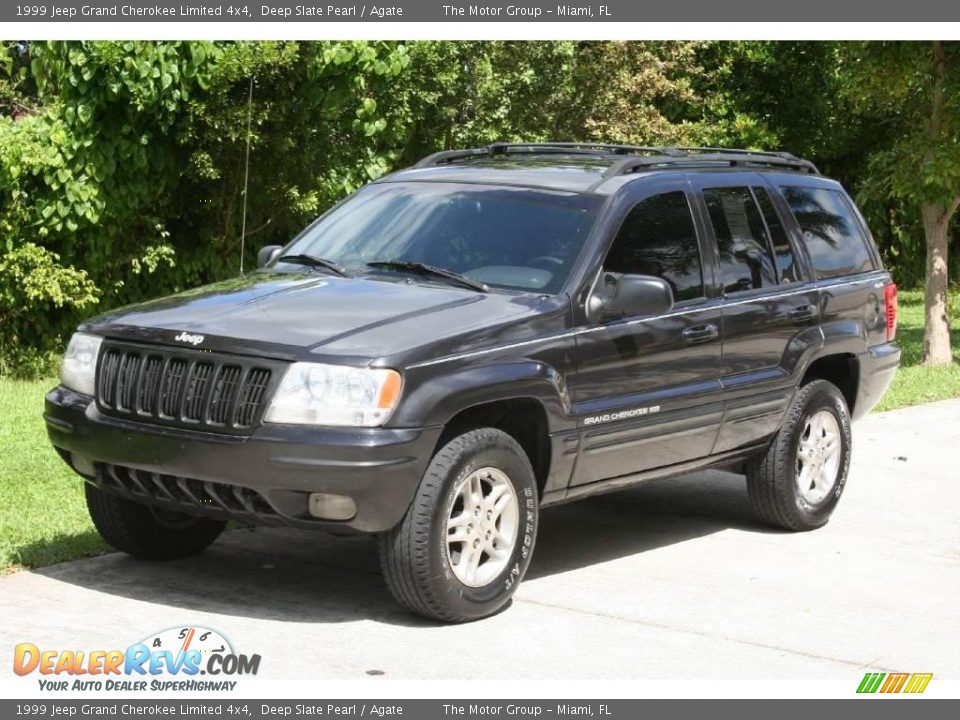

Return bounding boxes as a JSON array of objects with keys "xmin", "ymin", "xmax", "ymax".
[{"xmin": 2, "ymin": 400, "xmax": 958, "ymax": 681}]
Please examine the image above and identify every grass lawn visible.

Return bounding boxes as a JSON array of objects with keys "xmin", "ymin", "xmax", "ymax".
[
  {"xmin": 0, "ymin": 378, "xmax": 107, "ymax": 573},
  {"xmin": 0, "ymin": 289, "xmax": 957, "ymax": 573},
  {"xmin": 874, "ymin": 289, "xmax": 960, "ymax": 411}
]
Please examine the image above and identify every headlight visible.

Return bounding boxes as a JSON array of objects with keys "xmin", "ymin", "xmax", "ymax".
[
  {"xmin": 60, "ymin": 332, "xmax": 103, "ymax": 396},
  {"xmin": 264, "ymin": 362, "xmax": 402, "ymax": 427}
]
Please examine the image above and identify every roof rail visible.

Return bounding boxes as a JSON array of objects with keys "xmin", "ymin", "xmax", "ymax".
[
  {"xmin": 412, "ymin": 142, "xmax": 819, "ymax": 175},
  {"xmin": 599, "ymin": 152, "xmax": 819, "ymax": 179},
  {"xmin": 413, "ymin": 143, "xmax": 607, "ymax": 167}
]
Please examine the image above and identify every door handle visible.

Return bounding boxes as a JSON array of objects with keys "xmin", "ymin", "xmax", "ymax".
[
  {"xmin": 682, "ymin": 323, "xmax": 719, "ymax": 345},
  {"xmin": 788, "ymin": 304, "xmax": 818, "ymax": 323}
]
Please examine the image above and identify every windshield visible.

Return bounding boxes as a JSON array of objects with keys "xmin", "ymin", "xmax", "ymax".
[{"xmin": 277, "ymin": 182, "xmax": 602, "ymax": 293}]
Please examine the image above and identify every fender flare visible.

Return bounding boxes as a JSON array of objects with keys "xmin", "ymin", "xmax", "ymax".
[
  {"xmin": 391, "ymin": 359, "xmax": 572, "ymax": 432},
  {"xmin": 794, "ymin": 320, "xmax": 865, "ymax": 382}
]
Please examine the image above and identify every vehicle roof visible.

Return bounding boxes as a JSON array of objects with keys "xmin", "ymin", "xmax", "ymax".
[
  {"xmin": 378, "ymin": 144, "xmax": 825, "ymax": 196},
  {"xmin": 383, "ymin": 156, "xmax": 617, "ymax": 194},
  {"xmin": 379, "ymin": 142, "xmax": 820, "ymax": 195}
]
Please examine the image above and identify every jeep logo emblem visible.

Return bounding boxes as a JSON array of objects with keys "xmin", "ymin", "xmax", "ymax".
[{"xmin": 174, "ymin": 331, "xmax": 205, "ymax": 346}]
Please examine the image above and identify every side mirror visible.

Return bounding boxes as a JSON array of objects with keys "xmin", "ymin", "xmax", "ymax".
[
  {"xmin": 587, "ymin": 272, "xmax": 674, "ymax": 323},
  {"xmin": 257, "ymin": 245, "xmax": 283, "ymax": 269}
]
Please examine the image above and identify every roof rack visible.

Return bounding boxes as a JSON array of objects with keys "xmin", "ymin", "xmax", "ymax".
[
  {"xmin": 412, "ymin": 142, "xmax": 819, "ymax": 176},
  {"xmin": 412, "ymin": 144, "xmax": 606, "ymax": 167}
]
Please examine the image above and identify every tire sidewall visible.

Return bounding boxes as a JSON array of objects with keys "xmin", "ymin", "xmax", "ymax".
[
  {"xmin": 428, "ymin": 434, "xmax": 538, "ymax": 619},
  {"xmin": 85, "ymin": 483, "xmax": 226, "ymax": 560},
  {"xmin": 786, "ymin": 383, "xmax": 852, "ymax": 524}
]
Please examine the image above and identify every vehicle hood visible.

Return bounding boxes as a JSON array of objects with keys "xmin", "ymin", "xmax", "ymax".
[{"xmin": 83, "ymin": 272, "xmax": 563, "ymax": 362}]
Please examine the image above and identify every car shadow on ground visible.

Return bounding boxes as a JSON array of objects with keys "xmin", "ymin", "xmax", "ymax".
[{"xmin": 31, "ymin": 470, "xmax": 773, "ymax": 627}]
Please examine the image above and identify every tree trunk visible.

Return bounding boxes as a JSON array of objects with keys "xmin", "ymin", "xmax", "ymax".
[
  {"xmin": 920, "ymin": 202, "xmax": 954, "ymax": 365},
  {"xmin": 919, "ymin": 41, "xmax": 955, "ymax": 366}
]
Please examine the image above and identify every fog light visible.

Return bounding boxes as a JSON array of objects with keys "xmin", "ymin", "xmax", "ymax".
[{"xmin": 308, "ymin": 493, "xmax": 357, "ymax": 521}]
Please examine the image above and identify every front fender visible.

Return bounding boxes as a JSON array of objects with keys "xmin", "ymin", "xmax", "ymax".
[{"xmin": 390, "ymin": 359, "xmax": 573, "ymax": 432}]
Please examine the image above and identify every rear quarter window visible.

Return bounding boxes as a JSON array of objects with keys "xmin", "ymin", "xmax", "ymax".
[{"xmin": 780, "ymin": 186, "xmax": 877, "ymax": 279}]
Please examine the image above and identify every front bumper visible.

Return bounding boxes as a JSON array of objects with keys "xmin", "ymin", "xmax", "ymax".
[{"xmin": 45, "ymin": 385, "xmax": 442, "ymax": 533}]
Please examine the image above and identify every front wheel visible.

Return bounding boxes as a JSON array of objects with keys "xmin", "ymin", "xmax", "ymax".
[
  {"xmin": 85, "ymin": 483, "xmax": 226, "ymax": 560},
  {"xmin": 378, "ymin": 428, "xmax": 539, "ymax": 622},
  {"xmin": 746, "ymin": 379, "xmax": 852, "ymax": 531}
]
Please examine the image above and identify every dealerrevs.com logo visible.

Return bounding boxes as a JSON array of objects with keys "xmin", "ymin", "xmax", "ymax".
[{"xmin": 14, "ymin": 626, "xmax": 260, "ymax": 692}]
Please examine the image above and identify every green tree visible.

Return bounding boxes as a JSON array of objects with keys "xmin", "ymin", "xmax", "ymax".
[
  {"xmin": 393, "ymin": 41, "xmax": 574, "ymax": 158},
  {"xmin": 557, "ymin": 41, "xmax": 723, "ymax": 145},
  {"xmin": 841, "ymin": 41, "xmax": 960, "ymax": 365},
  {"xmin": 169, "ymin": 41, "xmax": 412, "ymax": 282},
  {"xmin": 8, "ymin": 40, "xmax": 951, "ymax": 378},
  {"xmin": 0, "ymin": 41, "xmax": 413, "ymax": 372}
]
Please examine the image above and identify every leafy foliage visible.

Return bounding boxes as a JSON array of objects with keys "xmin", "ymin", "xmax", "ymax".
[
  {"xmin": 0, "ymin": 243, "xmax": 98, "ymax": 376},
  {"xmin": 837, "ymin": 42, "xmax": 960, "ymax": 363},
  {"xmin": 0, "ymin": 41, "xmax": 957, "ymax": 376}
]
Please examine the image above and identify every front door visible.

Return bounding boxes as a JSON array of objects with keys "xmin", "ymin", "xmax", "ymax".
[{"xmin": 569, "ymin": 181, "xmax": 724, "ymax": 486}]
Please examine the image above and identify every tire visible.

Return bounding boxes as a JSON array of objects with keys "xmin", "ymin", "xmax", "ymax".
[
  {"xmin": 378, "ymin": 427, "xmax": 539, "ymax": 622},
  {"xmin": 746, "ymin": 379, "xmax": 852, "ymax": 531},
  {"xmin": 85, "ymin": 483, "xmax": 227, "ymax": 560}
]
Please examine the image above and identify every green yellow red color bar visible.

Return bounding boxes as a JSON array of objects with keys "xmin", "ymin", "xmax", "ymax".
[{"xmin": 857, "ymin": 672, "xmax": 933, "ymax": 694}]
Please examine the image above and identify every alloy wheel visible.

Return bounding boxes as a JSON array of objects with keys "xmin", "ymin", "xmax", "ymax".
[{"xmin": 445, "ymin": 467, "xmax": 519, "ymax": 587}]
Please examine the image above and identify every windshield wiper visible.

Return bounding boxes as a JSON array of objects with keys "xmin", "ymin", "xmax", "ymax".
[
  {"xmin": 275, "ymin": 254, "xmax": 349, "ymax": 277},
  {"xmin": 366, "ymin": 260, "xmax": 488, "ymax": 293}
]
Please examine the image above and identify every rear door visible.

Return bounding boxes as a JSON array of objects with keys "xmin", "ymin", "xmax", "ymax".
[
  {"xmin": 777, "ymin": 182, "xmax": 890, "ymax": 414},
  {"xmin": 688, "ymin": 173, "xmax": 822, "ymax": 453},
  {"xmin": 569, "ymin": 179, "xmax": 725, "ymax": 485}
]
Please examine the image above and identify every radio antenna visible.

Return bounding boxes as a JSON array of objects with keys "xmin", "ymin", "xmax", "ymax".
[{"xmin": 239, "ymin": 76, "xmax": 254, "ymax": 275}]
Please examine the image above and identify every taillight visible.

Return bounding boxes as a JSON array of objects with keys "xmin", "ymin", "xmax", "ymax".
[{"xmin": 884, "ymin": 282, "xmax": 898, "ymax": 342}]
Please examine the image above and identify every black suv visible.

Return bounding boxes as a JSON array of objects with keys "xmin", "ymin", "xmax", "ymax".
[{"xmin": 46, "ymin": 144, "xmax": 900, "ymax": 622}]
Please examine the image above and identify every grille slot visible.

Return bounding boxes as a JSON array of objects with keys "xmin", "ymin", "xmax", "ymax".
[
  {"xmin": 138, "ymin": 356, "xmax": 163, "ymax": 413},
  {"xmin": 116, "ymin": 352, "xmax": 141, "ymax": 411},
  {"xmin": 235, "ymin": 368, "xmax": 270, "ymax": 427},
  {"xmin": 158, "ymin": 358, "xmax": 187, "ymax": 417},
  {"xmin": 96, "ymin": 341, "xmax": 278, "ymax": 434},
  {"xmin": 208, "ymin": 365, "xmax": 241, "ymax": 425},
  {"xmin": 98, "ymin": 350, "xmax": 121, "ymax": 407},
  {"xmin": 182, "ymin": 362, "xmax": 213, "ymax": 422},
  {"xmin": 94, "ymin": 463, "xmax": 285, "ymax": 527}
]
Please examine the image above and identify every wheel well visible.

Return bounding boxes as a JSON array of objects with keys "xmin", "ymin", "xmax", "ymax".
[
  {"xmin": 801, "ymin": 354, "xmax": 859, "ymax": 413},
  {"xmin": 435, "ymin": 398, "xmax": 551, "ymax": 497}
]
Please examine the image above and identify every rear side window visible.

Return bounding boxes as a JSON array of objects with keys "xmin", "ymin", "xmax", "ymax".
[
  {"xmin": 702, "ymin": 186, "xmax": 777, "ymax": 294},
  {"xmin": 754, "ymin": 188, "xmax": 800, "ymax": 284},
  {"xmin": 781, "ymin": 186, "xmax": 877, "ymax": 279},
  {"xmin": 604, "ymin": 191, "xmax": 704, "ymax": 302}
]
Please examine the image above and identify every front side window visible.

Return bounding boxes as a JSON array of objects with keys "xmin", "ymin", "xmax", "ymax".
[
  {"xmin": 703, "ymin": 186, "xmax": 777, "ymax": 294},
  {"xmin": 604, "ymin": 191, "xmax": 704, "ymax": 303},
  {"xmin": 781, "ymin": 186, "xmax": 877, "ymax": 279},
  {"xmin": 280, "ymin": 182, "xmax": 602, "ymax": 293}
]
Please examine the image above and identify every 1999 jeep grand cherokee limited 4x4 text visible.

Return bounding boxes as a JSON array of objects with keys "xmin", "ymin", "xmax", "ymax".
[{"xmin": 46, "ymin": 143, "xmax": 900, "ymax": 622}]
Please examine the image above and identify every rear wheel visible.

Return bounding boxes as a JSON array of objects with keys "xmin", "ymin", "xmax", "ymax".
[
  {"xmin": 85, "ymin": 484, "xmax": 226, "ymax": 560},
  {"xmin": 378, "ymin": 428, "xmax": 539, "ymax": 622},
  {"xmin": 746, "ymin": 379, "xmax": 852, "ymax": 531}
]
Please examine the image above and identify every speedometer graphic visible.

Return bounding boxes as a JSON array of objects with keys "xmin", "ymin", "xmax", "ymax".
[{"xmin": 139, "ymin": 626, "xmax": 234, "ymax": 658}]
